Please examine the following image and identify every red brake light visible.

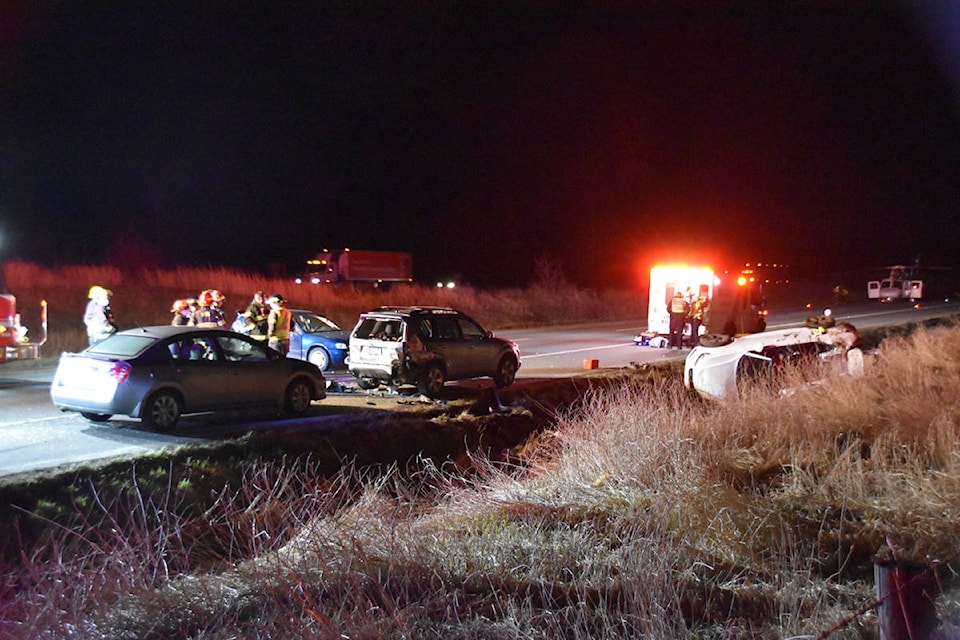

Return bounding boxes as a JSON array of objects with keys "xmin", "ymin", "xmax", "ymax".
[{"xmin": 109, "ymin": 362, "xmax": 131, "ymax": 383}]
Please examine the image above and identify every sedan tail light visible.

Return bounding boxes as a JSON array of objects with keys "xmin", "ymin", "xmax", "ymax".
[{"xmin": 109, "ymin": 361, "xmax": 132, "ymax": 383}]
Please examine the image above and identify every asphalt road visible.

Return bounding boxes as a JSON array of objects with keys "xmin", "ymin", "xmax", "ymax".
[
  {"xmin": 510, "ymin": 300, "xmax": 960, "ymax": 373},
  {"xmin": 0, "ymin": 300, "xmax": 956, "ymax": 478}
]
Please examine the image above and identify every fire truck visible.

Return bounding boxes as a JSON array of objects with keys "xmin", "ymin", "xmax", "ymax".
[
  {"xmin": 643, "ymin": 264, "xmax": 767, "ymax": 345},
  {"xmin": 0, "ymin": 282, "xmax": 47, "ymax": 363}
]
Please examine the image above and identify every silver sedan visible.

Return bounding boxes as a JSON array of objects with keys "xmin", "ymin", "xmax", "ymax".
[{"xmin": 51, "ymin": 325, "xmax": 326, "ymax": 430}]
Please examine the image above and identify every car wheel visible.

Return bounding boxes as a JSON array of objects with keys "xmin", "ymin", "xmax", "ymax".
[
  {"xmin": 355, "ymin": 377, "xmax": 378, "ymax": 390},
  {"xmin": 698, "ymin": 334, "xmax": 734, "ymax": 348},
  {"xmin": 81, "ymin": 412, "xmax": 112, "ymax": 422},
  {"xmin": 284, "ymin": 378, "xmax": 314, "ymax": 416},
  {"xmin": 418, "ymin": 363, "xmax": 445, "ymax": 397},
  {"xmin": 307, "ymin": 347, "xmax": 330, "ymax": 371},
  {"xmin": 142, "ymin": 390, "xmax": 182, "ymax": 431},
  {"xmin": 492, "ymin": 355, "xmax": 518, "ymax": 388}
]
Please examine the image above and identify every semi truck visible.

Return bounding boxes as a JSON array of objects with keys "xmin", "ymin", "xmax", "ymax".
[
  {"xmin": 297, "ymin": 249, "xmax": 413, "ymax": 287},
  {"xmin": 644, "ymin": 264, "xmax": 767, "ymax": 344}
]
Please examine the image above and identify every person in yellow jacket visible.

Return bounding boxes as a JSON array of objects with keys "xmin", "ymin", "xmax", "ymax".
[
  {"xmin": 689, "ymin": 294, "xmax": 710, "ymax": 346},
  {"xmin": 266, "ymin": 293, "xmax": 292, "ymax": 354}
]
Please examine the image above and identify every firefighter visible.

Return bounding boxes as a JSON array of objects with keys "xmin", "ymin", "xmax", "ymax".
[
  {"xmin": 668, "ymin": 290, "xmax": 690, "ymax": 349},
  {"xmin": 170, "ymin": 299, "xmax": 192, "ymax": 326},
  {"xmin": 193, "ymin": 290, "xmax": 226, "ymax": 328},
  {"xmin": 242, "ymin": 290, "xmax": 268, "ymax": 339},
  {"xmin": 689, "ymin": 294, "xmax": 710, "ymax": 347},
  {"xmin": 266, "ymin": 293, "xmax": 292, "ymax": 354},
  {"xmin": 210, "ymin": 290, "xmax": 226, "ymax": 311},
  {"xmin": 84, "ymin": 285, "xmax": 117, "ymax": 346}
]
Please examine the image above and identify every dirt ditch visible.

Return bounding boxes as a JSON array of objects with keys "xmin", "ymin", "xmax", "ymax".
[{"xmin": 0, "ymin": 364, "xmax": 679, "ymax": 564}]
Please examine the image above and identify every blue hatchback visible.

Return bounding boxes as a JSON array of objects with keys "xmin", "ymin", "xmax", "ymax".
[{"xmin": 287, "ymin": 309, "xmax": 350, "ymax": 372}]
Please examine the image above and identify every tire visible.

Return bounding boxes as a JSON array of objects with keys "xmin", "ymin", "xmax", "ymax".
[
  {"xmin": 356, "ymin": 377, "xmax": 378, "ymax": 390},
  {"xmin": 307, "ymin": 347, "xmax": 330, "ymax": 371},
  {"xmin": 698, "ymin": 333, "xmax": 734, "ymax": 348},
  {"xmin": 492, "ymin": 355, "xmax": 518, "ymax": 388},
  {"xmin": 284, "ymin": 378, "xmax": 314, "ymax": 416},
  {"xmin": 81, "ymin": 412, "xmax": 112, "ymax": 422},
  {"xmin": 142, "ymin": 390, "xmax": 182, "ymax": 431},
  {"xmin": 418, "ymin": 363, "xmax": 445, "ymax": 397}
]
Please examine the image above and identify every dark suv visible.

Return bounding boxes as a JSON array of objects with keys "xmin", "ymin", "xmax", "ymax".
[{"xmin": 348, "ymin": 306, "xmax": 521, "ymax": 397}]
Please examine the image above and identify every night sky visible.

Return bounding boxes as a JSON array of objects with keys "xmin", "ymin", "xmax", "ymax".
[{"xmin": 2, "ymin": 3, "xmax": 958, "ymax": 288}]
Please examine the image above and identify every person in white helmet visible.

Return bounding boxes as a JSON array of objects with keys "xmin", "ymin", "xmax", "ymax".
[{"xmin": 84, "ymin": 285, "xmax": 117, "ymax": 346}]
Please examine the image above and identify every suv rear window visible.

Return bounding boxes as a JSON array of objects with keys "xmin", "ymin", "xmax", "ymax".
[{"xmin": 354, "ymin": 317, "xmax": 403, "ymax": 341}]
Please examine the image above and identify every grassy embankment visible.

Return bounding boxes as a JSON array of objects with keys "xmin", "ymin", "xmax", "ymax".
[{"xmin": 1, "ymin": 261, "xmax": 959, "ymax": 638}]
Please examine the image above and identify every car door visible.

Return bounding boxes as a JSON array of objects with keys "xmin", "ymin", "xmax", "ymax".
[
  {"xmin": 736, "ymin": 351, "xmax": 774, "ymax": 397},
  {"xmin": 456, "ymin": 316, "xmax": 500, "ymax": 377},
  {"xmin": 169, "ymin": 335, "xmax": 236, "ymax": 410},
  {"xmin": 425, "ymin": 316, "xmax": 470, "ymax": 379},
  {"xmin": 287, "ymin": 313, "xmax": 306, "ymax": 360},
  {"xmin": 214, "ymin": 334, "xmax": 277, "ymax": 405}
]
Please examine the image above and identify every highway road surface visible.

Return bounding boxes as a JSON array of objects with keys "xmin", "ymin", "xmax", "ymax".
[{"xmin": 0, "ymin": 300, "xmax": 956, "ymax": 478}]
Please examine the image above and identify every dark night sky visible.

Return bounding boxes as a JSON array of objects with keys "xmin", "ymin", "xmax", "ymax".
[{"xmin": 1, "ymin": 2, "xmax": 958, "ymax": 288}]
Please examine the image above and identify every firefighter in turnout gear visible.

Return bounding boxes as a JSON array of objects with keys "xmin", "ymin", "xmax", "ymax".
[
  {"xmin": 170, "ymin": 299, "xmax": 192, "ymax": 326},
  {"xmin": 689, "ymin": 294, "xmax": 710, "ymax": 347},
  {"xmin": 243, "ymin": 290, "xmax": 268, "ymax": 340},
  {"xmin": 84, "ymin": 285, "xmax": 117, "ymax": 346},
  {"xmin": 668, "ymin": 290, "xmax": 691, "ymax": 349},
  {"xmin": 193, "ymin": 290, "xmax": 226, "ymax": 328},
  {"xmin": 266, "ymin": 293, "xmax": 292, "ymax": 354}
]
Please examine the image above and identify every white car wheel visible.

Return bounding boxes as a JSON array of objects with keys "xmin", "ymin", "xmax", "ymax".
[{"xmin": 308, "ymin": 348, "xmax": 330, "ymax": 371}]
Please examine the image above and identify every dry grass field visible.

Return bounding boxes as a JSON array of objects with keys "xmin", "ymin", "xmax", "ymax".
[
  {"xmin": 1, "ymin": 262, "xmax": 958, "ymax": 638},
  {"xmin": 2, "ymin": 260, "xmax": 642, "ymax": 356}
]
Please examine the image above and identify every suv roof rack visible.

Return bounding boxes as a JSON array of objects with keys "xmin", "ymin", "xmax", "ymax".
[{"xmin": 370, "ymin": 306, "xmax": 456, "ymax": 314}]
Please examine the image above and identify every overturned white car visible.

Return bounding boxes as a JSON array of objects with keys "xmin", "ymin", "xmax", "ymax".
[{"xmin": 683, "ymin": 321, "xmax": 864, "ymax": 401}]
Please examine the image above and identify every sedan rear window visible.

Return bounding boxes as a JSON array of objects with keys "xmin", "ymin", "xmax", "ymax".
[{"xmin": 86, "ymin": 335, "xmax": 157, "ymax": 358}]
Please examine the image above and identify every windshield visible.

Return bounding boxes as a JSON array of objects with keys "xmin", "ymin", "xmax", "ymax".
[
  {"xmin": 85, "ymin": 335, "xmax": 156, "ymax": 357},
  {"xmin": 295, "ymin": 312, "xmax": 341, "ymax": 333}
]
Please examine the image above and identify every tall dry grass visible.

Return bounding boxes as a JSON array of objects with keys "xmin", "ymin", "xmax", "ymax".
[
  {"xmin": 3, "ymin": 324, "xmax": 960, "ymax": 637},
  {"xmin": 2, "ymin": 261, "xmax": 643, "ymax": 355}
]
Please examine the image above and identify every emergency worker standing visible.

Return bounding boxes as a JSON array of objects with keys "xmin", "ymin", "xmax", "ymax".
[
  {"xmin": 170, "ymin": 299, "xmax": 192, "ymax": 326},
  {"xmin": 266, "ymin": 293, "xmax": 292, "ymax": 354},
  {"xmin": 210, "ymin": 290, "xmax": 226, "ymax": 313},
  {"xmin": 668, "ymin": 290, "xmax": 690, "ymax": 349},
  {"xmin": 243, "ymin": 290, "xmax": 268, "ymax": 339},
  {"xmin": 84, "ymin": 286, "xmax": 117, "ymax": 346},
  {"xmin": 689, "ymin": 295, "xmax": 710, "ymax": 347},
  {"xmin": 193, "ymin": 290, "xmax": 226, "ymax": 328}
]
